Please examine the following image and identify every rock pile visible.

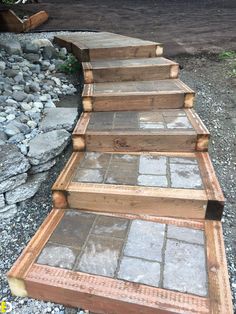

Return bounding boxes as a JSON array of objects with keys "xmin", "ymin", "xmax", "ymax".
[{"xmin": 0, "ymin": 38, "xmax": 78, "ymax": 217}]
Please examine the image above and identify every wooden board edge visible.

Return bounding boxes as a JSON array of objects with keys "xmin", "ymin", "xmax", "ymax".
[
  {"xmin": 53, "ymin": 36, "xmax": 72, "ymax": 52},
  {"xmin": 170, "ymin": 64, "xmax": 179, "ymax": 79},
  {"xmin": 22, "ymin": 11, "xmax": 49, "ymax": 32},
  {"xmin": 0, "ymin": 9, "xmax": 23, "ymax": 32},
  {"xmin": 25, "ymin": 264, "xmax": 210, "ymax": 314},
  {"xmin": 72, "ymin": 112, "xmax": 90, "ymax": 135},
  {"xmin": 7, "ymin": 208, "xmax": 64, "ymax": 296},
  {"xmin": 205, "ymin": 220, "xmax": 233, "ymax": 313},
  {"xmin": 185, "ymin": 109, "xmax": 210, "ymax": 134}
]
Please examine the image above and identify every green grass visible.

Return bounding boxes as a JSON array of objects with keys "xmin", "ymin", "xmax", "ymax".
[
  {"xmin": 1, "ymin": 0, "xmax": 16, "ymax": 4},
  {"xmin": 219, "ymin": 50, "xmax": 236, "ymax": 77},
  {"xmin": 59, "ymin": 54, "xmax": 81, "ymax": 74}
]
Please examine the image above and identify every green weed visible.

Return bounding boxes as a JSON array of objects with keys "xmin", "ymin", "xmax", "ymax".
[{"xmin": 59, "ymin": 54, "xmax": 81, "ymax": 74}]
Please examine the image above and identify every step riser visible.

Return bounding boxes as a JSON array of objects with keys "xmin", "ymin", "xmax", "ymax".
[
  {"xmin": 83, "ymin": 94, "xmax": 194, "ymax": 112},
  {"xmin": 83, "ymin": 64, "xmax": 179, "ymax": 83},
  {"xmin": 53, "ymin": 190, "xmax": 207, "ymax": 220},
  {"xmin": 73, "ymin": 134, "xmax": 209, "ymax": 152},
  {"xmin": 74, "ymin": 45, "xmax": 163, "ymax": 62}
]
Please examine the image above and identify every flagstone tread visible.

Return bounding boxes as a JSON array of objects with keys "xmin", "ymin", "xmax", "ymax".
[
  {"xmin": 82, "ymin": 79, "xmax": 195, "ymax": 111},
  {"xmin": 72, "ymin": 109, "xmax": 209, "ymax": 152},
  {"xmin": 54, "ymin": 32, "xmax": 163, "ymax": 61},
  {"xmin": 7, "ymin": 209, "xmax": 233, "ymax": 313},
  {"xmin": 82, "ymin": 57, "xmax": 179, "ymax": 83},
  {"xmin": 52, "ymin": 151, "xmax": 224, "ymax": 220}
]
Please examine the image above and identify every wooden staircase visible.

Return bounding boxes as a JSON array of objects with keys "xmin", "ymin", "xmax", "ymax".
[{"xmin": 8, "ymin": 31, "xmax": 233, "ymax": 313}]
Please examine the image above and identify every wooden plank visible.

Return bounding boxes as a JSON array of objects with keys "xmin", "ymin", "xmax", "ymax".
[
  {"xmin": 82, "ymin": 79, "xmax": 195, "ymax": 112},
  {"xmin": 197, "ymin": 153, "xmax": 225, "ymax": 220},
  {"xmin": 25, "ymin": 264, "xmax": 210, "ymax": 314},
  {"xmin": 72, "ymin": 112, "xmax": 90, "ymax": 150},
  {"xmin": 185, "ymin": 109, "xmax": 210, "ymax": 151},
  {"xmin": 0, "ymin": 10, "xmax": 23, "ymax": 32},
  {"xmin": 66, "ymin": 183, "xmax": 207, "ymax": 219},
  {"xmin": 55, "ymin": 32, "xmax": 163, "ymax": 61},
  {"xmin": 7, "ymin": 208, "xmax": 64, "ymax": 297},
  {"xmin": 205, "ymin": 221, "xmax": 233, "ymax": 313},
  {"xmin": 23, "ymin": 11, "xmax": 49, "ymax": 32},
  {"xmin": 82, "ymin": 58, "xmax": 179, "ymax": 83}
]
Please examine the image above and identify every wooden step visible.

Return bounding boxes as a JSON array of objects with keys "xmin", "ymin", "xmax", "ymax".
[
  {"xmin": 52, "ymin": 151, "xmax": 224, "ymax": 220},
  {"xmin": 73, "ymin": 109, "xmax": 209, "ymax": 152},
  {"xmin": 82, "ymin": 79, "xmax": 195, "ymax": 111},
  {"xmin": 82, "ymin": 57, "xmax": 179, "ymax": 83},
  {"xmin": 54, "ymin": 32, "xmax": 163, "ymax": 61},
  {"xmin": 8, "ymin": 209, "xmax": 233, "ymax": 314}
]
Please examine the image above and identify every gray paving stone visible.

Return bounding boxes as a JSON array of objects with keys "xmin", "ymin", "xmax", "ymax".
[
  {"xmin": 118, "ymin": 256, "xmax": 161, "ymax": 287},
  {"xmin": 167, "ymin": 225, "xmax": 204, "ymax": 245},
  {"xmin": 105, "ymin": 172, "xmax": 137, "ymax": 185},
  {"xmin": 165, "ymin": 116, "xmax": 193, "ymax": 129},
  {"xmin": 0, "ymin": 173, "xmax": 27, "ymax": 194},
  {"xmin": 73, "ymin": 168, "xmax": 105, "ymax": 183},
  {"xmin": 50, "ymin": 210, "xmax": 96, "ymax": 249},
  {"xmin": 137, "ymin": 174, "xmax": 168, "ymax": 187},
  {"xmin": 124, "ymin": 220, "xmax": 165, "ymax": 261},
  {"xmin": 169, "ymin": 157, "xmax": 198, "ymax": 165},
  {"xmin": 163, "ymin": 239, "xmax": 207, "ymax": 296},
  {"xmin": 80, "ymin": 152, "xmax": 111, "ymax": 169},
  {"xmin": 170, "ymin": 163, "xmax": 203, "ymax": 189},
  {"xmin": 37, "ymin": 244, "xmax": 78, "ymax": 269},
  {"xmin": 92, "ymin": 216, "xmax": 129, "ymax": 238},
  {"xmin": 139, "ymin": 156, "xmax": 167, "ymax": 175},
  {"xmin": 76, "ymin": 235, "xmax": 123, "ymax": 277}
]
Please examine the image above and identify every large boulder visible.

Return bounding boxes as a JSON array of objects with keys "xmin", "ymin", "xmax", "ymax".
[
  {"xmin": 27, "ymin": 129, "xmax": 70, "ymax": 165},
  {"xmin": 0, "ymin": 40, "xmax": 22, "ymax": 55},
  {"xmin": 0, "ymin": 204, "xmax": 17, "ymax": 218},
  {"xmin": 0, "ymin": 144, "xmax": 30, "ymax": 181},
  {"xmin": 5, "ymin": 172, "xmax": 48, "ymax": 205},
  {"xmin": 39, "ymin": 108, "xmax": 78, "ymax": 132},
  {"xmin": 0, "ymin": 173, "xmax": 28, "ymax": 194}
]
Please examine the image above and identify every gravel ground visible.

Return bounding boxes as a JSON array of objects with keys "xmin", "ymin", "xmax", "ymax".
[{"xmin": 0, "ymin": 32, "xmax": 235, "ymax": 312}]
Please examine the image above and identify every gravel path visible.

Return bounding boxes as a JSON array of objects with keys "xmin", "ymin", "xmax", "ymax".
[{"xmin": 0, "ymin": 33, "xmax": 235, "ymax": 312}]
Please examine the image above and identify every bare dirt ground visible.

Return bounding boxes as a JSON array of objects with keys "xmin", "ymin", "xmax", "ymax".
[{"xmin": 1, "ymin": 0, "xmax": 236, "ymax": 56}]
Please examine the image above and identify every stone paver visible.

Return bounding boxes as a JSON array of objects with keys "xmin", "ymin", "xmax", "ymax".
[
  {"xmin": 76, "ymin": 235, "xmax": 123, "ymax": 277},
  {"xmin": 124, "ymin": 220, "xmax": 165, "ymax": 261},
  {"xmin": 87, "ymin": 110, "xmax": 194, "ymax": 131},
  {"xmin": 37, "ymin": 244, "xmax": 78, "ymax": 269},
  {"xmin": 170, "ymin": 163, "xmax": 203, "ymax": 189},
  {"xmin": 163, "ymin": 239, "xmax": 207, "ymax": 296},
  {"xmin": 167, "ymin": 225, "xmax": 205, "ymax": 245},
  {"xmin": 36, "ymin": 211, "xmax": 208, "ymax": 297},
  {"xmin": 118, "ymin": 256, "xmax": 161, "ymax": 287},
  {"xmin": 92, "ymin": 216, "xmax": 129, "ymax": 238},
  {"xmin": 72, "ymin": 153, "xmax": 204, "ymax": 190}
]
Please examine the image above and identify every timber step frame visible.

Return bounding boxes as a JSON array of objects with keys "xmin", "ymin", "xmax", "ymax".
[
  {"xmin": 54, "ymin": 32, "xmax": 163, "ymax": 61},
  {"xmin": 7, "ymin": 208, "xmax": 233, "ymax": 314},
  {"xmin": 82, "ymin": 79, "xmax": 195, "ymax": 112},
  {"xmin": 82, "ymin": 57, "xmax": 179, "ymax": 83},
  {"xmin": 52, "ymin": 151, "xmax": 224, "ymax": 220},
  {"xmin": 72, "ymin": 109, "xmax": 210, "ymax": 152}
]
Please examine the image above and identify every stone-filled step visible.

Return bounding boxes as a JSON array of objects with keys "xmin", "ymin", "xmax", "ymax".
[
  {"xmin": 7, "ymin": 209, "xmax": 233, "ymax": 314},
  {"xmin": 52, "ymin": 151, "xmax": 224, "ymax": 220},
  {"xmin": 72, "ymin": 109, "xmax": 209, "ymax": 152},
  {"xmin": 82, "ymin": 57, "xmax": 179, "ymax": 83},
  {"xmin": 54, "ymin": 32, "xmax": 163, "ymax": 61},
  {"xmin": 82, "ymin": 79, "xmax": 195, "ymax": 111}
]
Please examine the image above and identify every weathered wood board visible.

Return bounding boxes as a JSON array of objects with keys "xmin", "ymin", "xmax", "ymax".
[
  {"xmin": 7, "ymin": 209, "xmax": 233, "ymax": 314},
  {"xmin": 54, "ymin": 32, "xmax": 163, "ymax": 61},
  {"xmin": 82, "ymin": 79, "xmax": 195, "ymax": 111},
  {"xmin": 52, "ymin": 152, "xmax": 224, "ymax": 220},
  {"xmin": 0, "ymin": 9, "xmax": 48, "ymax": 33},
  {"xmin": 72, "ymin": 109, "xmax": 209, "ymax": 152},
  {"xmin": 82, "ymin": 57, "xmax": 179, "ymax": 83}
]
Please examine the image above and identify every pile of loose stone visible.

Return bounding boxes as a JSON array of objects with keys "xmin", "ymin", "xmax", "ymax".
[{"xmin": 0, "ymin": 38, "xmax": 78, "ymax": 218}]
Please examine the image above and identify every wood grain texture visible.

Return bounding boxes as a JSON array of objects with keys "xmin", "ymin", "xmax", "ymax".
[
  {"xmin": 205, "ymin": 221, "xmax": 233, "ymax": 313},
  {"xmin": 25, "ymin": 264, "xmax": 210, "ymax": 314}
]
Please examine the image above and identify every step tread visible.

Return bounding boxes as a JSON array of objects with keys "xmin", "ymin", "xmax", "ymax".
[
  {"xmin": 55, "ymin": 31, "xmax": 161, "ymax": 49},
  {"xmin": 83, "ymin": 57, "xmax": 177, "ymax": 69},
  {"xmin": 72, "ymin": 109, "xmax": 209, "ymax": 152},
  {"xmin": 8, "ymin": 209, "xmax": 233, "ymax": 314},
  {"xmin": 52, "ymin": 151, "xmax": 224, "ymax": 220},
  {"xmin": 83, "ymin": 79, "xmax": 194, "ymax": 97}
]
